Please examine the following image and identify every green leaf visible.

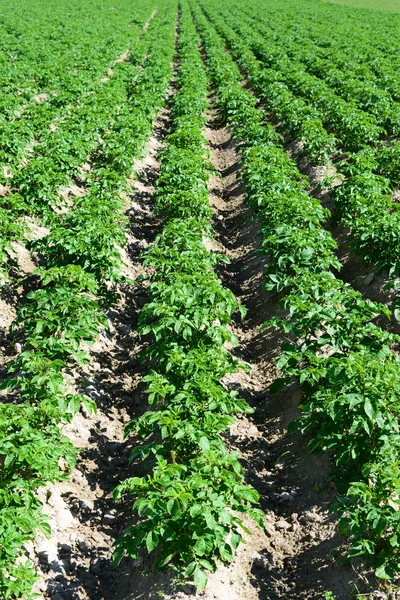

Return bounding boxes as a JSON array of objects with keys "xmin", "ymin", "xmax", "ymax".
[
  {"xmin": 113, "ymin": 545, "xmax": 125, "ymax": 567},
  {"xmin": 185, "ymin": 561, "xmax": 196, "ymax": 577},
  {"xmin": 146, "ymin": 531, "xmax": 159, "ymax": 553},
  {"xmin": 269, "ymin": 377, "xmax": 285, "ymax": 393},
  {"xmin": 193, "ymin": 568, "xmax": 208, "ymax": 590},
  {"xmin": 167, "ymin": 498, "xmax": 181, "ymax": 517},
  {"xmin": 375, "ymin": 563, "xmax": 391, "ymax": 580},
  {"xmin": 68, "ymin": 395, "xmax": 81, "ymax": 416},
  {"xmin": 199, "ymin": 436, "xmax": 210, "ymax": 451},
  {"xmin": 193, "ymin": 537, "xmax": 207, "ymax": 556},
  {"xmin": 82, "ymin": 396, "xmax": 97, "ymax": 415},
  {"xmin": 231, "ymin": 531, "xmax": 241, "ymax": 549},
  {"xmin": 189, "ymin": 504, "xmax": 202, "ymax": 517},
  {"xmin": 364, "ymin": 399, "xmax": 374, "ymax": 420}
]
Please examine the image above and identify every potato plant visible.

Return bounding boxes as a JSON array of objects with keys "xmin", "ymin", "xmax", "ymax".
[
  {"xmin": 112, "ymin": 6, "xmax": 263, "ymax": 590},
  {"xmin": 0, "ymin": 4, "xmax": 177, "ymax": 596},
  {"xmin": 191, "ymin": 0, "xmax": 400, "ymax": 581}
]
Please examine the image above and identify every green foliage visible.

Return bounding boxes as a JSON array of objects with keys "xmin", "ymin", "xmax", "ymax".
[
  {"xmin": 113, "ymin": 6, "xmax": 262, "ymax": 588},
  {"xmin": 198, "ymin": 0, "xmax": 400, "ymax": 284},
  {"xmin": 0, "ymin": 2, "xmax": 178, "ymax": 595},
  {"xmin": 191, "ymin": 0, "xmax": 400, "ymax": 583}
]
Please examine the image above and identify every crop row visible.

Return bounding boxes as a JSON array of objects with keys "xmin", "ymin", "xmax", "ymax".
[
  {"xmin": 0, "ymin": 5, "xmax": 177, "ymax": 597},
  {"xmin": 196, "ymin": 0, "xmax": 400, "ymax": 301},
  {"xmin": 0, "ymin": 4, "xmax": 157, "ymax": 284},
  {"xmin": 112, "ymin": 3, "xmax": 262, "ymax": 589},
  {"xmin": 240, "ymin": 0, "xmax": 400, "ymax": 104},
  {"xmin": 190, "ymin": 0, "xmax": 400, "ymax": 581},
  {"xmin": 0, "ymin": 0, "xmax": 153, "ymax": 148},
  {"xmin": 238, "ymin": 10, "xmax": 400, "ymax": 137}
]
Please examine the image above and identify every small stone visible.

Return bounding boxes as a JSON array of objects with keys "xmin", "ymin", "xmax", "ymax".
[
  {"xmin": 56, "ymin": 508, "xmax": 75, "ymax": 530},
  {"xmin": 278, "ymin": 492, "xmax": 292, "ymax": 502},
  {"xmin": 92, "ymin": 362, "xmax": 101, "ymax": 371},
  {"xmin": 14, "ymin": 342, "xmax": 22, "ymax": 353},
  {"xmin": 85, "ymin": 385, "xmax": 100, "ymax": 399},
  {"xmin": 363, "ymin": 272, "xmax": 375, "ymax": 286},
  {"xmin": 275, "ymin": 519, "xmax": 291, "ymax": 531},
  {"xmin": 264, "ymin": 523, "xmax": 275, "ymax": 538}
]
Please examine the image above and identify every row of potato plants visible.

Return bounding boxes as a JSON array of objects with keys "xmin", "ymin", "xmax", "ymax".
[
  {"xmin": 238, "ymin": 8, "xmax": 400, "ymax": 136},
  {"xmin": 190, "ymin": 0, "xmax": 400, "ymax": 197},
  {"xmin": 190, "ymin": 0, "xmax": 400, "ymax": 581},
  {"xmin": 231, "ymin": 1, "xmax": 400, "ymax": 297},
  {"xmin": 197, "ymin": 1, "xmax": 400, "ymax": 304},
  {"xmin": 238, "ymin": 0, "xmax": 400, "ymax": 105},
  {"xmin": 0, "ymin": 7, "xmax": 177, "ymax": 598},
  {"xmin": 0, "ymin": 2, "xmax": 155, "ymax": 284},
  {"xmin": 112, "ymin": 3, "xmax": 263, "ymax": 589},
  {"xmin": 0, "ymin": 0, "xmax": 154, "ymax": 188},
  {"xmin": 0, "ymin": 0, "xmax": 150, "ymax": 151},
  {"xmin": 201, "ymin": 2, "xmax": 387, "ymax": 157}
]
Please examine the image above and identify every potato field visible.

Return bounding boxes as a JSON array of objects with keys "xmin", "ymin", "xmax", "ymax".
[{"xmin": 1, "ymin": 0, "xmax": 400, "ymax": 598}]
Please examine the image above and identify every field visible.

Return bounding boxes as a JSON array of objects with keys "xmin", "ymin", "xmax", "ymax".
[
  {"xmin": 326, "ymin": 0, "xmax": 400, "ymax": 12},
  {"xmin": 1, "ymin": 0, "xmax": 400, "ymax": 598}
]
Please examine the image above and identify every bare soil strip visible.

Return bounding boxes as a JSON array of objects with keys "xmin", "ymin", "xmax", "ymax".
[{"xmin": 200, "ymin": 106, "xmax": 360, "ymax": 600}]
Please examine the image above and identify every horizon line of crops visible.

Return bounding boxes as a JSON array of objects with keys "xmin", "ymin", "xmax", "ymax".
[{"xmin": 191, "ymin": 0, "xmax": 400, "ymax": 581}]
